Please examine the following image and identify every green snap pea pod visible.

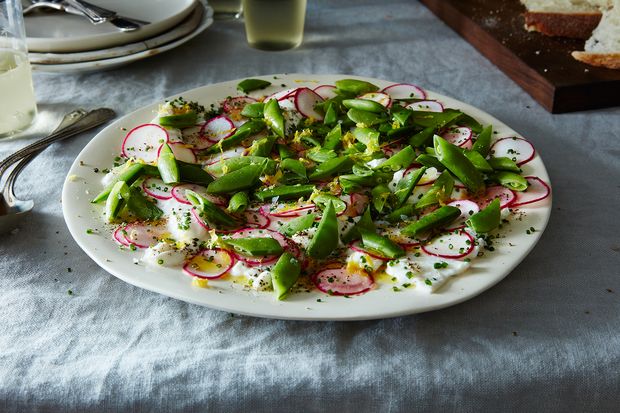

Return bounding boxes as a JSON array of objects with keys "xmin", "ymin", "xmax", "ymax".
[
  {"xmin": 224, "ymin": 237, "xmax": 283, "ymax": 256},
  {"xmin": 488, "ymin": 156, "xmax": 521, "ymax": 173},
  {"xmin": 352, "ymin": 127, "xmax": 380, "ymax": 151},
  {"xmin": 278, "ymin": 213, "xmax": 316, "ymax": 237},
  {"xmin": 490, "ymin": 171, "xmax": 529, "ymax": 192},
  {"xmin": 203, "ymin": 120, "xmax": 265, "ymax": 154},
  {"xmin": 456, "ymin": 113, "xmax": 483, "ymax": 134},
  {"xmin": 186, "ymin": 190, "xmax": 238, "ymax": 228},
  {"xmin": 157, "ymin": 143, "xmax": 180, "ymax": 184},
  {"xmin": 307, "ymin": 148, "xmax": 337, "ymax": 163},
  {"xmin": 466, "ymin": 198, "xmax": 500, "ymax": 233},
  {"xmin": 228, "ymin": 191, "xmax": 249, "ymax": 213},
  {"xmin": 105, "ymin": 181, "xmax": 130, "ymax": 222},
  {"xmin": 374, "ymin": 146, "xmax": 415, "ymax": 172},
  {"xmin": 255, "ymin": 184, "xmax": 315, "ymax": 201},
  {"xmin": 277, "ymin": 144, "xmax": 296, "ymax": 160},
  {"xmin": 272, "ymin": 252, "xmax": 301, "ymax": 300},
  {"xmin": 342, "ymin": 207, "xmax": 375, "ymax": 244},
  {"xmin": 237, "ymin": 78, "xmax": 271, "ymax": 94},
  {"xmin": 434, "ymin": 135, "xmax": 485, "ymax": 194},
  {"xmin": 240, "ymin": 102, "xmax": 264, "ymax": 118},
  {"xmin": 393, "ymin": 166, "xmax": 426, "ymax": 208},
  {"xmin": 371, "ymin": 184, "xmax": 392, "ymax": 214},
  {"xmin": 392, "ymin": 109, "xmax": 412, "ymax": 126},
  {"xmin": 463, "ymin": 150, "xmax": 493, "ymax": 173},
  {"xmin": 323, "ymin": 124, "xmax": 342, "ymax": 151},
  {"xmin": 206, "ymin": 156, "xmax": 276, "ymax": 176},
  {"xmin": 126, "ymin": 182, "xmax": 163, "ymax": 221},
  {"xmin": 177, "ymin": 161, "xmax": 214, "ymax": 186},
  {"xmin": 402, "ymin": 205, "xmax": 461, "ymax": 237},
  {"xmin": 343, "ymin": 99, "xmax": 385, "ymax": 113},
  {"xmin": 306, "ymin": 201, "xmax": 338, "ymax": 259},
  {"xmin": 415, "ymin": 154, "xmax": 446, "ymax": 171},
  {"xmin": 358, "ymin": 228, "xmax": 405, "ymax": 259},
  {"xmin": 323, "ymin": 102, "xmax": 337, "ymax": 126},
  {"xmin": 207, "ymin": 161, "xmax": 266, "ymax": 194},
  {"xmin": 347, "ymin": 108, "xmax": 382, "ymax": 126},
  {"xmin": 339, "ymin": 171, "xmax": 393, "ymax": 193},
  {"xmin": 415, "ymin": 171, "xmax": 454, "ymax": 209},
  {"xmin": 159, "ymin": 112, "xmax": 198, "ymax": 129},
  {"xmin": 312, "ymin": 193, "xmax": 347, "ymax": 214},
  {"xmin": 385, "ymin": 203, "xmax": 417, "ymax": 223},
  {"xmin": 471, "ymin": 125, "xmax": 493, "ymax": 157},
  {"xmin": 352, "ymin": 163, "xmax": 374, "ymax": 177},
  {"xmin": 387, "ymin": 125, "xmax": 416, "ymax": 140},
  {"xmin": 409, "ymin": 126, "xmax": 435, "ymax": 147},
  {"xmin": 249, "ymin": 135, "xmax": 276, "ymax": 157},
  {"xmin": 280, "ymin": 158, "xmax": 308, "ymax": 182},
  {"xmin": 309, "ymin": 156, "xmax": 353, "ymax": 181},
  {"xmin": 410, "ymin": 109, "xmax": 462, "ymax": 129},
  {"xmin": 264, "ymin": 98, "xmax": 285, "ymax": 138},
  {"xmin": 91, "ymin": 163, "xmax": 143, "ymax": 203},
  {"xmin": 300, "ymin": 135, "xmax": 321, "ymax": 148},
  {"xmin": 335, "ymin": 79, "xmax": 379, "ymax": 95}
]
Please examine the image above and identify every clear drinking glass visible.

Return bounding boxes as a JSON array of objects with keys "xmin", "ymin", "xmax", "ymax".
[
  {"xmin": 0, "ymin": 0, "xmax": 37, "ymax": 139},
  {"xmin": 242, "ymin": 0, "xmax": 307, "ymax": 51},
  {"xmin": 210, "ymin": 0, "xmax": 243, "ymax": 20}
]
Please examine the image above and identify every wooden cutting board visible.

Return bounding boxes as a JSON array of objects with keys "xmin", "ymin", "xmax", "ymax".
[{"xmin": 419, "ymin": 0, "xmax": 620, "ymax": 113}]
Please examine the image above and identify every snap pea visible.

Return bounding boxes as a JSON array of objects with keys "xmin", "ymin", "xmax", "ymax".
[
  {"xmin": 309, "ymin": 156, "xmax": 353, "ymax": 181},
  {"xmin": 415, "ymin": 170, "xmax": 454, "ymax": 209},
  {"xmin": 434, "ymin": 135, "xmax": 485, "ymax": 194},
  {"xmin": 371, "ymin": 184, "xmax": 392, "ymax": 214},
  {"xmin": 342, "ymin": 207, "xmax": 375, "ymax": 244},
  {"xmin": 157, "ymin": 143, "xmax": 180, "ymax": 184},
  {"xmin": 159, "ymin": 112, "xmax": 197, "ymax": 129},
  {"xmin": 249, "ymin": 135, "xmax": 276, "ymax": 157},
  {"xmin": 177, "ymin": 161, "xmax": 214, "ymax": 186},
  {"xmin": 488, "ymin": 156, "xmax": 521, "ymax": 173},
  {"xmin": 352, "ymin": 127, "xmax": 380, "ymax": 151},
  {"xmin": 272, "ymin": 252, "xmax": 301, "ymax": 300},
  {"xmin": 186, "ymin": 190, "xmax": 238, "ymax": 228},
  {"xmin": 237, "ymin": 78, "xmax": 271, "ymax": 94},
  {"xmin": 347, "ymin": 108, "xmax": 382, "ymax": 126},
  {"xmin": 339, "ymin": 171, "xmax": 393, "ymax": 193},
  {"xmin": 105, "ymin": 181, "xmax": 129, "ymax": 222},
  {"xmin": 91, "ymin": 163, "xmax": 143, "ymax": 203},
  {"xmin": 463, "ymin": 150, "xmax": 493, "ymax": 173},
  {"xmin": 240, "ymin": 102, "xmax": 264, "ymax": 118},
  {"xmin": 228, "ymin": 191, "xmax": 249, "ymax": 213},
  {"xmin": 207, "ymin": 161, "xmax": 266, "ymax": 194},
  {"xmin": 300, "ymin": 135, "xmax": 321, "ymax": 148},
  {"xmin": 358, "ymin": 228, "xmax": 404, "ymax": 259},
  {"xmin": 307, "ymin": 148, "xmax": 337, "ymax": 163},
  {"xmin": 277, "ymin": 144, "xmax": 296, "ymax": 160},
  {"xmin": 466, "ymin": 198, "xmax": 500, "ymax": 233},
  {"xmin": 392, "ymin": 109, "xmax": 412, "ymax": 126},
  {"xmin": 203, "ymin": 119, "xmax": 265, "ymax": 154},
  {"xmin": 264, "ymin": 98, "xmax": 285, "ymax": 138},
  {"xmin": 323, "ymin": 124, "xmax": 342, "ymax": 151},
  {"xmin": 125, "ymin": 183, "xmax": 163, "ymax": 221},
  {"xmin": 323, "ymin": 102, "xmax": 337, "ymax": 126},
  {"xmin": 206, "ymin": 155, "xmax": 276, "ymax": 176},
  {"xmin": 393, "ymin": 166, "xmax": 427, "ymax": 208},
  {"xmin": 312, "ymin": 193, "xmax": 347, "ymax": 214},
  {"xmin": 408, "ymin": 126, "xmax": 435, "ymax": 148},
  {"xmin": 387, "ymin": 125, "xmax": 416, "ymax": 140},
  {"xmin": 385, "ymin": 203, "xmax": 417, "ymax": 223},
  {"xmin": 471, "ymin": 125, "xmax": 492, "ymax": 157},
  {"xmin": 335, "ymin": 79, "xmax": 379, "ymax": 95},
  {"xmin": 374, "ymin": 146, "xmax": 415, "ymax": 172},
  {"xmin": 343, "ymin": 99, "xmax": 385, "ymax": 113},
  {"xmin": 491, "ymin": 171, "xmax": 529, "ymax": 192},
  {"xmin": 255, "ymin": 184, "xmax": 315, "ymax": 201},
  {"xmin": 456, "ymin": 113, "xmax": 483, "ymax": 134},
  {"xmin": 224, "ymin": 237, "xmax": 283, "ymax": 256},
  {"xmin": 410, "ymin": 109, "xmax": 462, "ymax": 129},
  {"xmin": 306, "ymin": 201, "xmax": 338, "ymax": 259},
  {"xmin": 415, "ymin": 154, "xmax": 446, "ymax": 171},
  {"xmin": 278, "ymin": 213, "xmax": 316, "ymax": 237},
  {"xmin": 402, "ymin": 205, "xmax": 461, "ymax": 237}
]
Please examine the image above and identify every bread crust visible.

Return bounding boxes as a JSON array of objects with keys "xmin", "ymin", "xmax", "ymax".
[
  {"xmin": 572, "ymin": 51, "xmax": 620, "ymax": 69},
  {"xmin": 523, "ymin": 11, "xmax": 602, "ymax": 39}
]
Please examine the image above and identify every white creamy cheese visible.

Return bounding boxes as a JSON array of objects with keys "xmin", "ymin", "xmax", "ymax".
[
  {"xmin": 229, "ymin": 261, "xmax": 273, "ymax": 291},
  {"xmin": 142, "ymin": 242, "xmax": 185, "ymax": 268},
  {"xmin": 347, "ymin": 251, "xmax": 384, "ymax": 273},
  {"xmin": 386, "ymin": 253, "xmax": 473, "ymax": 293}
]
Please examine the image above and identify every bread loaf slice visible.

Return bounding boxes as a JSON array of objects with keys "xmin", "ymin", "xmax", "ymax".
[
  {"xmin": 572, "ymin": 0, "xmax": 620, "ymax": 68},
  {"xmin": 521, "ymin": 0, "xmax": 612, "ymax": 38}
]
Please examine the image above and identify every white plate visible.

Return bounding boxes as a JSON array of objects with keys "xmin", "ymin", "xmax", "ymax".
[
  {"xmin": 31, "ymin": 4, "xmax": 213, "ymax": 73},
  {"xmin": 26, "ymin": 0, "xmax": 196, "ymax": 53},
  {"xmin": 62, "ymin": 74, "xmax": 552, "ymax": 321}
]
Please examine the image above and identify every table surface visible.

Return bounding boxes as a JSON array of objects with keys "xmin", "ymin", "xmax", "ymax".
[{"xmin": 2, "ymin": 1, "xmax": 619, "ymax": 411}]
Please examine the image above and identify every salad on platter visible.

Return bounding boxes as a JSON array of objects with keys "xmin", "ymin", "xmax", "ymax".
[{"xmin": 90, "ymin": 77, "xmax": 550, "ymax": 301}]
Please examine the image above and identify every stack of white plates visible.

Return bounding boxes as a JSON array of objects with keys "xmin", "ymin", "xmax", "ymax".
[{"xmin": 26, "ymin": 0, "xmax": 213, "ymax": 73}]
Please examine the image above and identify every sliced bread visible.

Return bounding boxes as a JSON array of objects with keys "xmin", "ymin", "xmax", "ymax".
[
  {"xmin": 521, "ymin": 0, "xmax": 612, "ymax": 38},
  {"xmin": 572, "ymin": 0, "xmax": 620, "ymax": 68}
]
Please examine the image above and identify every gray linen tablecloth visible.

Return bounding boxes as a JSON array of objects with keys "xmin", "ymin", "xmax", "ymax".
[{"xmin": 1, "ymin": 1, "xmax": 619, "ymax": 411}]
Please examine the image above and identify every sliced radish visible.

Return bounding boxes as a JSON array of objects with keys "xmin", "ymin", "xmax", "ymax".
[
  {"xmin": 201, "ymin": 116, "xmax": 236, "ymax": 143},
  {"xmin": 358, "ymin": 92, "xmax": 391, "ymax": 108},
  {"xmin": 511, "ymin": 176, "xmax": 551, "ymax": 208},
  {"xmin": 349, "ymin": 242, "xmax": 389, "ymax": 261},
  {"xmin": 294, "ymin": 88, "xmax": 324, "ymax": 121},
  {"xmin": 182, "ymin": 124, "xmax": 212, "ymax": 150},
  {"xmin": 381, "ymin": 83, "xmax": 426, "ymax": 100},
  {"xmin": 442, "ymin": 126, "xmax": 472, "ymax": 148},
  {"xmin": 382, "ymin": 144, "xmax": 403, "ymax": 158},
  {"xmin": 313, "ymin": 266, "xmax": 374, "ymax": 296},
  {"xmin": 222, "ymin": 96, "xmax": 256, "ymax": 113},
  {"xmin": 244, "ymin": 209, "xmax": 270, "ymax": 229},
  {"xmin": 265, "ymin": 88, "xmax": 299, "ymax": 102},
  {"xmin": 490, "ymin": 137, "xmax": 535, "ymax": 166},
  {"xmin": 113, "ymin": 226, "xmax": 130, "ymax": 246},
  {"xmin": 421, "ymin": 229, "xmax": 475, "ymax": 259},
  {"xmin": 183, "ymin": 248, "xmax": 234, "ymax": 279},
  {"xmin": 142, "ymin": 177, "xmax": 174, "ymax": 200},
  {"xmin": 381, "ymin": 227, "xmax": 421, "ymax": 248},
  {"xmin": 347, "ymin": 193, "xmax": 368, "ymax": 216},
  {"xmin": 260, "ymin": 202, "xmax": 316, "ymax": 218},
  {"xmin": 121, "ymin": 124, "xmax": 168, "ymax": 163},
  {"xmin": 203, "ymin": 146, "xmax": 246, "ymax": 168},
  {"xmin": 157, "ymin": 142, "xmax": 197, "ymax": 164},
  {"xmin": 313, "ymin": 85, "xmax": 337, "ymax": 100},
  {"xmin": 407, "ymin": 166, "xmax": 440, "ymax": 186},
  {"xmin": 446, "ymin": 199, "xmax": 480, "ymax": 229},
  {"xmin": 470, "ymin": 186, "xmax": 516, "ymax": 209},
  {"xmin": 123, "ymin": 223, "xmax": 164, "ymax": 249},
  {"xmin": 191, "ymin": 208, "xmax": 210, "ymax": 230},
  {"xmin": 406, "ymin": 100, "xmax": 444, "ymax": 112},
  {"xmin": 171, "ymin": 183, "xmax": 227, "ymax": 206}
]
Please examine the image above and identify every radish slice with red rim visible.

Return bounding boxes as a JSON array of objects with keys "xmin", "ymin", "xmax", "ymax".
[
  {"xmin": 407, "ymin": 166, "xmax": 440, "ymax": 186},
  {"xmin": 490, "ymin": 137, "xmax": 535, "ymax": 166},
  {"xmin": 122, "ymin": 124, "xmax": 168, "ymax": 163},
  {"xmin": 191, "ymin": 208, "xmax": 210, "ymax": 230},
  {"xmin": 381, "ymin": 83, "xmax": 426, "ymax": 100},
  {"xmin": 347, "ymin": 193, "xmax": 368, "ymax": 216},
  {"xmin": 158, "ymin": 142, "xmax": 197, "ymax": 164},
  {"xmin": 406, "ymin": 100, "xmax": 444, "ymax": 112},
  {"xmin": 123, "ymin": 223, "xmax": 164, "ymax": 249},
  {"xmin": 265, "ymin": 88, "xmax": 299, "ymax": 102},
  {"xmin": 470, "ymin": 186, "xmax": 516, "ymax": 209},
  {"xmin": 113, "ymin": 226, "xmax": 130, "ymax": 246},
  {"xmin": 182, "ymin": 124, "xmax": 212, "ymax": 150},
  {"xmin": 172, "ymin": 183, "xmax": 226, "ymax": 206},
  {"xmin": 446, "ymin": 199, "xmax": 480, "ymax": 229},
  {"xmin": 381, "ymin": 227, "xmax": 421, "ymax": 248},
  {"xmin": 183, "ymin": 248, "xmax": 234, "ymax": 279},
  {"xmin": 201, "ymin": 116, "xmax": 236, "ymax": 143},
  {"xmin": 358, "ymin": 92, "xmax": 392, "ymax": 108},
  {"xmin": 244, "ymin": 209, "xmax": 270, "ymax": 229},
  {"xmin": 313, "ymin": 266, "xmax": 374, "ymax": 296},
  {"xmin": 142, "ymin": 177, "xmax": 174, "ymax": 200},
  {"xmin": 294, "ymin": 88, "xmax": 324, "ymax": 120},
  {"xmin": 421, "ymin": 229, "xmax": 475, "ymax": 259},
  {"xmin": 313, "ymin": 85, "xmax": 337, "ymax": 100},
  {"xmin": 442, "ymin": 126, "xmax": 472, "ymax": 148},
  {"xmin": 511, "ymin": 176, "xmax": 550, "ymax": 207},
  {"xmin": 222, "ymin": 96, "xmax": 256, "ymax": 113}
]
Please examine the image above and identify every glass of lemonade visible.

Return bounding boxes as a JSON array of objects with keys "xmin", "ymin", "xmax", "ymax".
[
  {"xmin": 0, "ymin": 0, "xmax": 37, "ymax": 139},
  {"xmin": 209, "ymin": 0, "xmax": 243, "ymax": 20},
  {"xmin": 242, "ymin": 0, "xmax": 307, "ymax": 51}
]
